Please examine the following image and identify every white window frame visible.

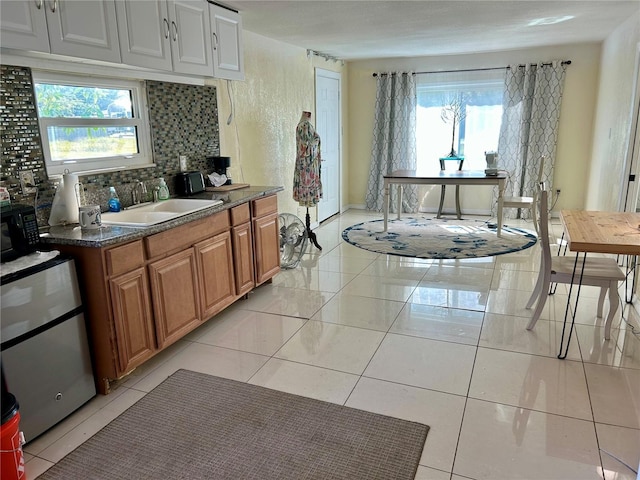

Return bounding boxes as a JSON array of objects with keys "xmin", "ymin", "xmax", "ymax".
[
  {"xmin": 32, "ymin": 71, "xmax": 154, "ymax": 176},
  {"xmin": 416, "ymin": 70, "xmax": 505, "ymax": 172}
]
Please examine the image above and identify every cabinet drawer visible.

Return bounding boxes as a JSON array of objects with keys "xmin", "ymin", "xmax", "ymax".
[
  {"xmin": 230, "ymin": 203, "xmax": 250, "ymax": 226},
  {"xmin": 146, "ymin": 212, "xmax": 230, "ymax": 259},
  {"xmin": 252, "ymin": 195, "xmax": 278, "ymax": 218},
  {"xmin": 105, "ymin": 240, "xmax": 145, "ymax": 276}
]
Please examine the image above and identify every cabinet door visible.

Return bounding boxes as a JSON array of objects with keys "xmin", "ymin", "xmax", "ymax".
[
  {"xmin": 195, "ymin": 231, "xmax": 236, "ymax": 320},
  {"xmin": 149, "ymin": 248, "xmax": 200, "ymax": 349},
  {"xmin": 209, "ymin": 3, "xmax": 244, "ymax": 80},
  {"xmin": 232, "ymin": 222, "xmax": 255, "ymax": 296},
  {"xmin": 115, "ymin": 0, "xmax": 172, "ymax": 71},
  {"xmin": 109, "ymin": 267, "xmax": 156, "ymax": 374},
  {"xmin": 253, "ymin": 212, "xmax": 281, "ymax": 285},
  {"xmin": 167, "ymin": 0, "xmax": 212, "ymax": 75},
  {"xmin": 46, "ymin": 0, "xmax": 121, "ymax": 63},
  {"xmin": 0, "ymin": 0, "xmax": 50, "ymax": 52}
]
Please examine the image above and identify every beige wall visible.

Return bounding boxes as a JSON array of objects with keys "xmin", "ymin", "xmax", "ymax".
[
  {"xmin": 347, "ymin": 43, "xmax": 602, "ymax": 214},
  {"xmin": 209, "ymin": 31, "xmax": 347, "ymax": 223},
  {"xmin": 587, "ymin": 13, "xmax": 640, "ymax": 211}
]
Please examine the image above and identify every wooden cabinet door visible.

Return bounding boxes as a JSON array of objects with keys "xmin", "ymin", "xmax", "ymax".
[
  {"xmin": 149, "ymin": 248, "xmax": 200, "ymax": 349},
  {"xmin": 46, "ymin": 0, "xmax": 121, "ymax": 63},
  {"xmin": 0, "ymin": 0, "xmax": 50, "ymax": 52},
  {"xmin": 253, "ymin": 212, "xmax": 281, "ymax": 285},
  {"xmin": 167, "ymin": 0, "xmax": 212, "ymax": 75},
  {"xmin": 209, "ymin": 3, "xmax": 244, "ymax": 80},
  {"xmin": 115, "ymin": 0, "xmax": 172, "ymax": 71},
  {"xmin": 195, "ymin": 231, "xmax": 236, "ymax": 320},
  {"xmin": 109, "ymin": 267, "xmax": 156, "ymax": 374},
  {"xmin": 232, "ymin": 222, "xmax": 255, "ymax": 296}
]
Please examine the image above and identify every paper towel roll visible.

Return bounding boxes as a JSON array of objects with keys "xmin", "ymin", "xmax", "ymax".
[{"xmin": 62, "ymin": 172, "xmax": 80, "ymax": 223}]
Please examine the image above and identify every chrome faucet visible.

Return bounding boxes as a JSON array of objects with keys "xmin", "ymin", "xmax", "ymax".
[{"xmin": 132, "ymin": 180, "xmax": 148, "ymax": 204}]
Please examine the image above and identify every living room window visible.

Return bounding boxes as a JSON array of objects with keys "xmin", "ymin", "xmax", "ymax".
[
  {"xmin": 32, "ymin": 72, "xmax": 153, "ymax": 176},
  {"xmin": 416, "ymin": 70, "xmax": 505, "ymax": 171}
]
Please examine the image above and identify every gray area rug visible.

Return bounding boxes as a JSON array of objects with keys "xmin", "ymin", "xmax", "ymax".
[
  {"xmin": 40, "ymin": 369, "xmax": 429, "ymax": 479},
  {"xmin": 343, "ymin": 216, "xmax": 537, "ymax": 259}
]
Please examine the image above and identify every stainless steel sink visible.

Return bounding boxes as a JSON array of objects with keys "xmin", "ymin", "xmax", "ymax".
[{"xmin": 101, "ymin": 199, "xmax": 223, "ymax": 227}]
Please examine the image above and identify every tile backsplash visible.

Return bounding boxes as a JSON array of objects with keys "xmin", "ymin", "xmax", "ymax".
[{"xmin": 0, "ymin": 64, "xmax": 220, "ymax": 225}]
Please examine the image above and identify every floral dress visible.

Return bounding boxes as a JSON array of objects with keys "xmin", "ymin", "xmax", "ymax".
[{"xmin": 293, "ymin": 117, "xmax": 322, "ymax": 206}]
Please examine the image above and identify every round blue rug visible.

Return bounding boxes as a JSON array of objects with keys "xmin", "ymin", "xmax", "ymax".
[{"xmin": 342, "ymin": 217, "xmax": 537, "ymax": 259}]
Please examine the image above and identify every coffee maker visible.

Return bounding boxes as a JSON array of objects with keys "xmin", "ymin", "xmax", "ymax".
[{"xmin": 207, "ymin": 156, "xmax": 232, "ymax": 185}]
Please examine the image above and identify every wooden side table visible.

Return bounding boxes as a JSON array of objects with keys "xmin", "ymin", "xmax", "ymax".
[{"xmin": 438, "ymin": 156, "xmax": 464, "ymax": 219}]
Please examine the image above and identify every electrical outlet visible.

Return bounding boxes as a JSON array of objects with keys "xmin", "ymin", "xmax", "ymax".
[
  {"xmin": 555, "ymin": 188, "xmax": 561, "ymax": 195},
  {"xmin": 19, "ymin": 170, "xmax": 37, "ymax": 194}
]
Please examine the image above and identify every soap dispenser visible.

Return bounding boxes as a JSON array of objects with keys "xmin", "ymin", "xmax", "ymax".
[
  {"xmin": 108, "ymin": 187, "xmax": 121, "ymax": 212},
  {"xmin": 158, "ymin": 178, "xmax": 170, "ymax": 200}
]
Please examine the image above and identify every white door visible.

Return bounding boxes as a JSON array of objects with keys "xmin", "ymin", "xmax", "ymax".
[
  {"xmin": 621, "ymin": 46, "xmax": 640, "ymax": 212},
  {"xmin": 315, "ymin": 69, "xmax": 341, "ymax": 223}
]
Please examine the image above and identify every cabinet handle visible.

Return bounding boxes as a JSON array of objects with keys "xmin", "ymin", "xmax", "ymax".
[
  {"xmin": 171, "ymin": 21, "xmax": 178, "ymax": 42},
  {"xmin": 35, "ymin": 0, "xmax": 43, "ymax": 9},
  {"xmin": 212, "ymin": 32, "xmax": 218, "ymax": 51},
  {"xmin": 48, "ymin": 0, "xmax": 57, "ymax": 13},
  {"xmin": 163, "ymin": 18, "xmax": 170, "ymax": 39}
]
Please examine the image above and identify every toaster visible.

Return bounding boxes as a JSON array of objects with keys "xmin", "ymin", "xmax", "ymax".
[{"xmin": 175, "ymin": 171, "xmax": 205, "ymax": 196}]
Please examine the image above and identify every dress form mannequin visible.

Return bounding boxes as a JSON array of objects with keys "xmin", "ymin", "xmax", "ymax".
[{"xmin": 293, "ymin": 110, "xmax": 322, "ymax": 250}]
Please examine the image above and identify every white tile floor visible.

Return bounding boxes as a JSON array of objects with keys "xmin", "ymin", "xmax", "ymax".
[{"xmin": 25, "ymin": 210, "xmax": 640, "ymax": 479}]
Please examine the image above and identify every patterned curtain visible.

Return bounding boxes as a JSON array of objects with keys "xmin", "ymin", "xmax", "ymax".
[
  {"xmin": 365, "ymin": 72, "xmax": 418, "ymax": 213},
  {"xmin": 495, "ymin": 61, "xmax": 567, "ymax": 218}
]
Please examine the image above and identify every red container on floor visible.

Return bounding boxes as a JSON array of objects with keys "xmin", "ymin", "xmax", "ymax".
[{"xmin": 1, "ymin": 392, "xmax": 26, "ymax": 480}]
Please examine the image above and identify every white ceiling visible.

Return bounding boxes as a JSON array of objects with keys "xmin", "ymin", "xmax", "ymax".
[{"xmin": 220, "ymin": 1, "xmax": 640, "ymax": 61}]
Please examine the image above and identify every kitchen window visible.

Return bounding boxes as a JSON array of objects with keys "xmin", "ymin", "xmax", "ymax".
[
  {"xmin": 416, "ymin": 70, "xmax": 505, "ymax": 171},
  {"xmin": 33, "ymin": 72, "xmax": 153, "ymax": 176}
]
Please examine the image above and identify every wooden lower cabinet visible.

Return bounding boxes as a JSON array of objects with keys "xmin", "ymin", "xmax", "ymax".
[
  {"xmin": 148, "ymin": 249, "xmax": 201, "ymax": 349},
  {"xmin": 54, "ymin": 196, "xmax": 282, "ymax": 394},
  {"xmin": 232, "ymin": 222, "xmax": 255, "ymax": 295},
  {"xmin": 109, "ymin": 267, "xmax": 156, "ymax": 374},
  {"xmin": 195, "ymin": 231, "xmax": 236, "ymax": 319},
  {"xmin": 253, "ymin": 211, "xmax": 281, "ymax": 285}
]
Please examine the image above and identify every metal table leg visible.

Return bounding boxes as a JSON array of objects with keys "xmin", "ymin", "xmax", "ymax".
[{"xmin": 558, "ymin": 252, "xmax": 586, "ymax": 359}]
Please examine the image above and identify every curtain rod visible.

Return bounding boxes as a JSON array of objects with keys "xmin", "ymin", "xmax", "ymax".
[{"xmin": 372, "ymin": 60, "xmax": 571, "ymax": 77}]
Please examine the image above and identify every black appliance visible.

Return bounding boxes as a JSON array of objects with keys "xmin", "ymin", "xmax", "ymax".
[
  {"xmin": 1, "ymin": 204, "xmax": 40, "ymax": 263},
  {"xmin": 175, "ymin": 171, "xmax": 206, "ymax": 196},
  {"xmin": 207, "ymin": 156, "xmax": 232, "ymax": 185}
]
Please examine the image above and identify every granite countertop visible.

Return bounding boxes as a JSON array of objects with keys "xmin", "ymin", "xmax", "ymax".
[{"xmin": 39, "ymin": 186, "xmax": 283, "ymax": 248}]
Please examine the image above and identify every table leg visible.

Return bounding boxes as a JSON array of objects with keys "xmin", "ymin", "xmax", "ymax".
[
  {"xmin": 383, "ymin": 180, "xmax": 390, "ymax": 232},
  {"xmin": 558, "ymin": 252, "xmax": 587, "ymax": 359},
  {"xmin": 625, "ymin": 255, "xmax": 637, "ymax": 303},
  {"xmin": 455, "ymin": 185, "xmax": 461, "ymax": 219},
  {"xmin": 437, "ymin": 186, "xmax": 445, "ymax": 219},
  {"xmin": 497, "ymin": 178, "xmax": 504, "ymax": 236},
  {"xmin": 397, "ymin": 185, "xmax": 402, "ymax": 220}
]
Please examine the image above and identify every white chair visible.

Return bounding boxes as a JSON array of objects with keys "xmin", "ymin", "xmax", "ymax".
[
  {"xmin": 503, "ymin": 155, "xmax": 546, "ymax": 234},
  {"xmin": 525, "ymin": 185, "xmax": 625, "ymax": 339}
]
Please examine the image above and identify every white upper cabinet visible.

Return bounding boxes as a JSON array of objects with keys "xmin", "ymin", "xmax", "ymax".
[
  {"xmin": 1, "ymin": 0, "xmax": 51, "ymax": 53},
  {"xmin": 209, "ymin": 3, "xmax": 244, "ymax": 81},
  {"xmin": 115, "ymin": 0, "xmax": 172, "ymax": 71},
  {"xmin": 167, "ymin": 0, "xmax": 213, "ymax": 76},
  {"xmin": 2, "ymin": 0, "xmax": 235, "ymax": 80},
  {"xmin": 46, "ymin": 0, "xmax": 121, "ymax": 63}
]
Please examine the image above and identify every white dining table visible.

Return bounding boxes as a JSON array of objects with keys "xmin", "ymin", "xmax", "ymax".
[{"xmin": 383, "ymin": 169, "xmax": 508, "ymax": 235}]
